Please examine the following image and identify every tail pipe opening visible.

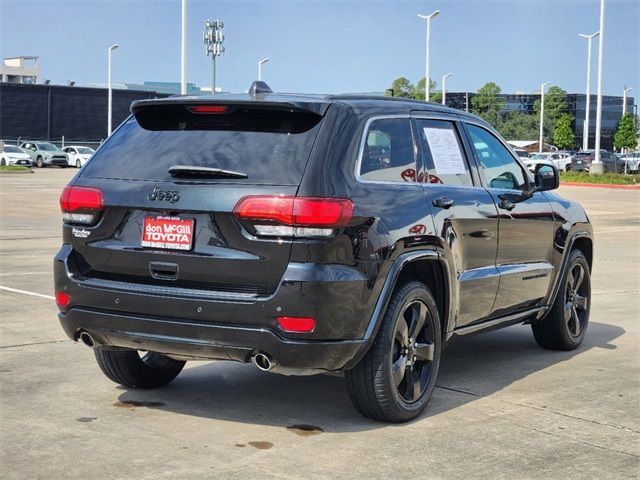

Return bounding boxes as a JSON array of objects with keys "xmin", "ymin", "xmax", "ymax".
[{"xmin": 251, "ymin": 353, "xmax": 276, "ymax": 372}]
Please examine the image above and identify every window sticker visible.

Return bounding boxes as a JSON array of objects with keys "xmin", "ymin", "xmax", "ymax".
[{"xmin": 423, "ymin": 127, "xmax": 466, "ymax": 175}]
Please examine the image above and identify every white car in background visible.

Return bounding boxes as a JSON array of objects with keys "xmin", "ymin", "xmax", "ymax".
[
  {"xmin": 527, "ymin": 152, "xmax": 572, "ymax": 172},
  {"xmin": 522, "ymin": 154, "xmax": 554, "ymax": 174},
  {"xmin": 1, "ymin": 144, "xmax": 32, "ymax": 166},
  {"xmin": 63, "ymin": 145, "xmax": 95, "ymax": 168},
  {"xmin": 618, "ymin": 153, "xmax": 640, "ymax": 173}
]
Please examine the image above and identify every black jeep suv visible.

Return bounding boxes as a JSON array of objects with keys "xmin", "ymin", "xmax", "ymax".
[{"xmin": 54, "ymin": 82, "xmax": 593, "ymax": 422}]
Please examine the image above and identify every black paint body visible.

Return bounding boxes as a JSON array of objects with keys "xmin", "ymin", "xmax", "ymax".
[{"xmin": 54, "ymin": 93, "xmax": 593, "ymax": 373}]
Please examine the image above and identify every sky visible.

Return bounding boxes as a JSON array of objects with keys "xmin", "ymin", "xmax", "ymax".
[{"xmin": 1, "ymin": 0, "xmax": 638, "ymax": 98}]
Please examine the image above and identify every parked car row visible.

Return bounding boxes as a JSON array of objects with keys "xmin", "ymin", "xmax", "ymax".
[
  {"xmin": 519, "ymin": 149, "xmax": 638, "ymax": 174},
  {"xmin": 0, "ymin": 142, "xmax": 95, "ymax": 168}
]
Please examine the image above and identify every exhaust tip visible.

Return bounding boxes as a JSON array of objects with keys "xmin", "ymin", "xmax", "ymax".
[
  {"xmin": 251, "ymin": 353, "xmax": 276, "ymax": 372},
  {"xmin": 79, "ymin": 331, "xmax": 95, "ymax": 348}
]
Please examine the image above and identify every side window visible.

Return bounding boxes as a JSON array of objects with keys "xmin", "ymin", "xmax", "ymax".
[
  {"xmin": 359, "ymin": 118, "xmax": 416, "ymax": 182},
  {"xmin": 466, "ymin": 124, "xmax": 528, "ymax": 191},
  {"xmin": 416, "ymin": 119, "xmax": 473, "ymax": 186}
]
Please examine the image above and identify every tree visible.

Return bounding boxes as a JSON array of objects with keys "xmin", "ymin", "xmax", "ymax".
[
  {"xmin": 614, "ymin": 113, "xmax": 638, "ymax": 152},
  {"xmin": 498, "ymin": 112, "xmax": 538, "ymax": 140},
  {"xmin": 470, "ymin": 82, "xmax": 506, "ymax": 126},
  {"xmin": 534, "ymin": 86, "xmax": 568, "ymax": 142},
  {"xmin": 413, "ymin": 77, "xmax": 439, "ymax": 102},
  {"xmin": 554, "ymin": 114, "xmax": 575, "ymax": 150},
  {"xmin": 385, "ymin": 77, "xmax": 414, "ymax": 98}
]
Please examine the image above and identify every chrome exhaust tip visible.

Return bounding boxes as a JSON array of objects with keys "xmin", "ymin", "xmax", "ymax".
[
  {"xmin": 251, "ymin": 353, "xmax": 276, "ymax": 372},
  {"xmin": 79, "ymin": 331, "xmax": 95, "ymax": 348}
]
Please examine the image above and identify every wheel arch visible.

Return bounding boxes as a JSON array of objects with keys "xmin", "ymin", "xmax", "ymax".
[
  {"xmin": 546, "ymin": 231, "xmax": 593, "ymax": 310},
  {"xmin": 343, "ymin": 250, "xmax": 453, "ymax": 369}
]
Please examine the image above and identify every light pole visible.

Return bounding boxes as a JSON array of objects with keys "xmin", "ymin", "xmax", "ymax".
[
  {"xmin": 258, "ymin": 58, "xmax": 270, "ymax": 81},
  {"xmin": 593, "ymin": 0, "xmax": 606, "ymax": 174},
  {"xmin": 623, "ymin": 86, "xmax": 633, "ymax": 115},
  {"xmin": 107, "ymin": 44, "xmax": 119, "ymax": 137},
  {"xmin": 579, "ymin": 31, "xmax": 599, "ymax": 150},
  {"xmin": 417, "ymin": 10, "xmax": 440, "ymax": 102},
  {"xmin": 180, "ymin": 0, "xmax": 187, "ymax": 95},
  {"xmin": 538, "ymin": 82, "xmax": 551, "ymax": 153},
  {"xmin": 441, "ymin": 73, "xmax": 452, "ymax": 105}
]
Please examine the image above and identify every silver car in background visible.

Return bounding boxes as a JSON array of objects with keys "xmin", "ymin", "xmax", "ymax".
[{"xmin": 19, "ymin": 142, "xmax": 69, "ymax": 168}]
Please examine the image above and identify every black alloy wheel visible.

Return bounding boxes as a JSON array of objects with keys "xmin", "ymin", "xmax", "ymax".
[
  {"xmin": 564, "ymin": 262, "xmax": 589, "ymax": 338},
  {"xmin": 346, "ymin": 281, "xmax": 441, "ymax": 422},
  {"xmin": 392, "ymin": 300, "xmax": 436, "ymax": 403},
  {"xmin": 532, "ymin": 249, "xmax": 591, "ymax": 350}
]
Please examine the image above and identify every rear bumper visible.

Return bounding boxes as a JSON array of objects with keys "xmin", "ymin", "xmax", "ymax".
[
  {"xmin": 58, "ymin": 308, "xmax": 364, "ymax": 371},
  {"xmin": 54, "ymin": 244, "xmax": 377, "ymax": 371}
]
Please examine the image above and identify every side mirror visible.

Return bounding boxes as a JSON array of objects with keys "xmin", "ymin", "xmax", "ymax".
[{"xmin": 535, "ymin": 163, "xmax": 559, "ymax": 191}]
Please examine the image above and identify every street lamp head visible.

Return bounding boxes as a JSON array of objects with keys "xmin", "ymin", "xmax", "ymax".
[
  {"xmin": 624, "ymin": 87, "xmax": 633, "ymax": 93},
  {"xmin": 541, "ymin": 82, "xmax": 551, "ymax": 88},
  {"xmin": 418, "ymin": 10, "xmax": 440, "ymax": 20},
  {"xmin": 109, "ymin": 44, "xmax": 119, "ymax": 51},
  {"xmin": 579, "ymin": 31, "xmax": 600, "ymax": 39},
  {"xmin": 443, "ymin": 73, "xmax": 453, "ymax": 80},
  {"xmin": 259, "ymin": 58, "xmax": 270, "ymax": 65}
]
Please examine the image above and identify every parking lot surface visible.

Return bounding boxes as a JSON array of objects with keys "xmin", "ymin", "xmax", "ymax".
[{"xmin": 1, "ymin": 168, "xmax": 638, "ymax": 479}]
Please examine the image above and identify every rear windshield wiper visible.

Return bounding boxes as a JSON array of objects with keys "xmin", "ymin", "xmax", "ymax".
[{"xmin": 168, "ymin": 165, "xmax": 248, "ymax": 178}]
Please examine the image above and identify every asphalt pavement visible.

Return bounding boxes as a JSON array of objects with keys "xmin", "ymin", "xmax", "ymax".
[{"xmin": 0, "ymin": 168, "xmax": 638, "ymax": 479}]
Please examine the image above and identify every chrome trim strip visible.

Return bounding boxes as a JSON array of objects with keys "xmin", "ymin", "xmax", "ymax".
[{"xmin": 77, "ymin": 277, "xmax": 261, "ymax": 302}]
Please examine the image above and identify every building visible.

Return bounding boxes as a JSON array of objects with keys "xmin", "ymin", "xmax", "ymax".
[
  {"xmin": 0, "ymin": 56, "xmax": 40, "ymax": 84},
  {"xmin": 444, "ymin": 92, "xmax": 636, "ymax": 151},
  {"xmin": 123, "ymin": 81, "xmax": 205, "ymax": 95},
  {"xmin": 0, "ymin": 83, "xmax": 169, "ymax": 143}
]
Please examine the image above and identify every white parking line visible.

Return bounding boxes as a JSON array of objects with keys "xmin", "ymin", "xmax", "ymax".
[
  {"xmin": 0, "ymin": 286, "xmax": 54, "ymax": 300},
  {"xmin": 0, "ymin": 271, "xmax": 50, "ymax": 276}
]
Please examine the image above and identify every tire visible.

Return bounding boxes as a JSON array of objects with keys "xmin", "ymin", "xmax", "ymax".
[
  {"xmin": 36, "ymin": 157, "xmax": 44, "ymax": 168},
  {"xmin": 94, "ymin": 348, "xmax": 185, "ymax": 389},
  {"xmin": 532, "ymin": 249, "xmax": 591, "ymax": 350},
  {"xmin": 0, "ymin": 158, "xmax": 5, "ymax": 166},
  {"xmin": 345, "ymin": 281, "xmax": 442, "ymax": 422},
  {"xmin": 76, "ymin": 159, "xmax": 81, "ymax": 168}
]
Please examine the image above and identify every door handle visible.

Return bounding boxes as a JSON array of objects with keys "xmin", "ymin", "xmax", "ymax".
[
  {"xmin": 433, "ymin": 197, "xmax": 455, "ymax": 209},
  {"xmin": 498, "ymin": 199, "xmax": 516, "ymax": 211}
]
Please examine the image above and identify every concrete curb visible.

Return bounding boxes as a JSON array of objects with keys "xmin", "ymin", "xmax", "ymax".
[{"xmin": 560, "ymin": 181, "xmax": 640, "ymax": 190}]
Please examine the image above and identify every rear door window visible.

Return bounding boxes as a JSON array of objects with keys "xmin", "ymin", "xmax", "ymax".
[{"xmin": 80, "ymin": 107, "xmax": 323, "ymax": 185}]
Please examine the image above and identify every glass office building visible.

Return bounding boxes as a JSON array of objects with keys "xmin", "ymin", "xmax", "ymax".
[{"xmin": 444, "ymin": 92, "xmax": 636, "ymax": 150}]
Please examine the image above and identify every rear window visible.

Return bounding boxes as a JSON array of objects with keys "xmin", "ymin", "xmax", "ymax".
[{"xmin": 81, "ymin": 106, "xmax": 323, "ymax": 185}]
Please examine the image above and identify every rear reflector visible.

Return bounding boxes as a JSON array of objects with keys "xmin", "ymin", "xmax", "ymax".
[
  {"xmin": 277, "ymin": 316, "xmax": 316, "ymax": 333},
  {"xmin": 188, "ymin": 105, "xmax": 228, "ymax": 114},
  {"xmin": 234, "ymin": 196, "xmax": 354, "ymax": 228},
  {"xmin": 55, "ymin": 291, "xmax": 70, "ymax": 308},
  {"xmin": 60, "ymin": 186, "xmax": 103, "ymax": 225}
]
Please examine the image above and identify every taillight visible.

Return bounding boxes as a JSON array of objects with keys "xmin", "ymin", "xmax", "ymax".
[
  {"xmin": 233, "ymin": 196, "xmax": 354, "ymax": 238},
  {"xmin": 277, "ymin": 316, "xmax": 316, "ymax": 333},
  {"xmin": 55, "ymin": 291, "xmax": 70, "ymax": 308},
  {"xmin": 60, "ymin": 186, "xmax": 104, "ymax": 225}
]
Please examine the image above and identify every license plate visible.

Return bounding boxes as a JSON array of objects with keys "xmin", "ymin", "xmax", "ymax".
[{"xmin": 141, "ymin": 216, "xmax": 195, "ymax": 251}]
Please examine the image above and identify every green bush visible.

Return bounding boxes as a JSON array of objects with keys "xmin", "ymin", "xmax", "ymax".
[{"xmin": 560, "ymin": 171, "xmax": 639, "ymax": 185}]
